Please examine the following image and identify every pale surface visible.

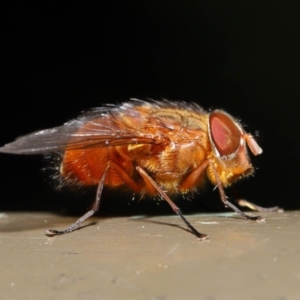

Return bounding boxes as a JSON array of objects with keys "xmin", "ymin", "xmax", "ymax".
[{"xmin": 0, "ymin": 211, "xmax": 300, "ymax": 300}]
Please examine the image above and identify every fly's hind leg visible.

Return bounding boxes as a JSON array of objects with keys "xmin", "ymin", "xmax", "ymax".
[
  {"xmin": 45, "ymin": 165, "xmax": 110, "ymax": 236},
  {"xmin": 46, "ymin": 161, "xmax": 142, "ymax": 236}
]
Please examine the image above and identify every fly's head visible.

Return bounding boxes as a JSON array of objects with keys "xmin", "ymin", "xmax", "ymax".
[{"xmin": 207, "ymin": 110, "xmax": 262, "ymax": 186}]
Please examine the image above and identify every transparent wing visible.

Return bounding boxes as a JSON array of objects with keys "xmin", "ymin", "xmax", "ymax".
[{"xmin": 0, "ymin": 103, "xmax": 163, "ymax": 155}]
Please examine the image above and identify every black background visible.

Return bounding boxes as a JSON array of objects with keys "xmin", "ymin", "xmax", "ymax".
[{"xmin": 1, "ymin": 1, "xmax": 299, "ymax": 216}]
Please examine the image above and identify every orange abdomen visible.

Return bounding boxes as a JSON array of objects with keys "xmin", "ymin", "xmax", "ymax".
[{"xmin": 61, "ymin": 147, "xmax": 134, "ymax": 187}]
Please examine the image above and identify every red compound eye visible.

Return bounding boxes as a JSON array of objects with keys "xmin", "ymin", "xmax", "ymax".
[{"xmin": 209, "ymin": 110, "xmax": 241, "ymax": 157}]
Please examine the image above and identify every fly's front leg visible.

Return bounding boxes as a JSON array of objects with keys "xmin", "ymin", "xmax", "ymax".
[
  {"xmin": 209, "ymin": 161, "xmax": 265, "ymax": 222},
  {"xmin": 237, "ymin": 199, "xmax": 283, "ymax": 213}
]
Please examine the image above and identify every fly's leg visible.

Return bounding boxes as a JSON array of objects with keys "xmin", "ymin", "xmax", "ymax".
[
  {"xmin": 237, "ymin": 199, "xmax": 283, "ymax": 213},
  {"xmin": 46, "ymin": 161, "xmax": 142, "ymax": 236},
  {"xmin": 179, "ymin": 160, "xmax": 209, "ymax": 191},
  {"xmin": 209, "ymin": 161, "xmax": 265, "ymax": 222},
  {"xmin": 136, "ymin": 166, "xmax": 208, "ymax": 240},
  {"xmin": 45, "ymin": 165, "xmax": 110, "ymax": 236}
]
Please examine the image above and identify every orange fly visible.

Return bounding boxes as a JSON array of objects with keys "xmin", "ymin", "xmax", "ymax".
[{"xmin": 0, "ymin": 100, "xmax": 271, "ymax": 239}]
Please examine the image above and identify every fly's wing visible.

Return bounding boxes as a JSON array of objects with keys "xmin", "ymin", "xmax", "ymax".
[{"xmin": 0, "ymin": 103, "xmax": 166, "ymax": 155}]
